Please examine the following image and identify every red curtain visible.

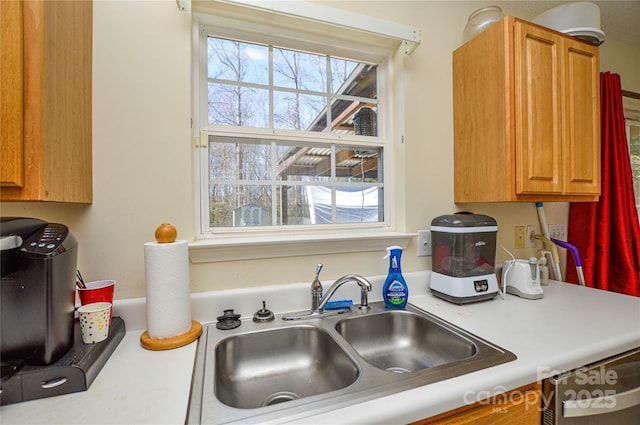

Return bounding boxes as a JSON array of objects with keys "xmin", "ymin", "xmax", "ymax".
[{"xmin": 566, "ymin": 72, "xmax": 640, "ymax": 296}]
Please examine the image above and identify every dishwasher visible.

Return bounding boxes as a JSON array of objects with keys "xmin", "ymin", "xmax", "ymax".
[{"xmin": 542, "ymin": 347, "xmax": 640, "ymax": 424}]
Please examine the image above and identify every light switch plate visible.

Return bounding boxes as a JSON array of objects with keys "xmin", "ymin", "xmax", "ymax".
[
  {"xmin": 417, "ymin": 230, "xmax": 432, "ymax": 256},
  {"xmin": 548, "ymin": 224, "xmax": 567, "ymax": 241}
]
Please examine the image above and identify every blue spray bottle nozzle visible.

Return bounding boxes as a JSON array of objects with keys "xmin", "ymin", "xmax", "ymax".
[{"xmin": 384, "ymin": 245, "xmax": 403, "ymax": 259}]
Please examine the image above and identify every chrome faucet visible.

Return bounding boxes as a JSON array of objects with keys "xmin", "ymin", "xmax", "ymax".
[
  {"xmin": 283, "ymin": 271, "xmax": 372, "ymax": 320},
  {"xmin": 318, "ymin": 274, "xmax": 372, "ymax": 312}
]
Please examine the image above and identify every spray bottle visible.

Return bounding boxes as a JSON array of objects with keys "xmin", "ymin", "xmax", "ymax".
[{"xmin": 383, "ymin": 246, "xmax": 408, "ymax": 309}]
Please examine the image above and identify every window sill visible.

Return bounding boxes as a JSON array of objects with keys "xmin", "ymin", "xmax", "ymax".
[{"xmin": 188, "ymin": 232, "xmax": 416, "ymax": 263}]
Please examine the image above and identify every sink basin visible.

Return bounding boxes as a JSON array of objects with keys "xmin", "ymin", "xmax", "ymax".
[
  {"xmin": 214, "ymin": 326, "xmax": 358, "ymax": 409},
  {"xmin": 187, "ymin": 302, "xmax": 516, "ymax": 424},
  {"xmin": 335, "ymin": 310, "xmax": 476, "ymax": 373}
]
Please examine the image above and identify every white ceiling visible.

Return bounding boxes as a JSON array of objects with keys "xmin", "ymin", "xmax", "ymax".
[{"xmin": 501, "ymin": 1, "xmax": 640, "ymax": 47}]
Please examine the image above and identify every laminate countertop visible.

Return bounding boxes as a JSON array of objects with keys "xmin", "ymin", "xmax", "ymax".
[{"xmin": 1, "ymin": 273, "xmax": 639, "ymax": 424}]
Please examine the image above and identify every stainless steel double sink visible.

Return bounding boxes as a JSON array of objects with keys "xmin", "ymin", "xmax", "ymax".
[{"xmin": 186, "ymin": 302, "xmax": 516, "ymax": 424}]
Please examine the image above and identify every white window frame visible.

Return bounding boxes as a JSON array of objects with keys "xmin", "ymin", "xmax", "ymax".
[
  {"xmin": 189, "ymin": 1, "xmax": 418, "ymax": 262},
  {"xmin": 624, "ymin": 95, "xmax": 640, "ymax": 217}
]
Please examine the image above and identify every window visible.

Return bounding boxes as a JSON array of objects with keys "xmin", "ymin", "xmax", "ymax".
[
  {"xmin": 624, "ymin": 94, "xmax": 640, "ymax": 214},
  {"xmin": 627, "ymin": 113, "xmax": 640, "ymax": 211},
  {"xmin": 190, "ymin": 2, "xmax": 419, "ymax": 261},
  {"xmin": 193, "ymin": 6, "xmax": 405, "ymax": 238},
  {"xmin": 205, "ymin": 37, "xmax": 383, "ymax": 229}
]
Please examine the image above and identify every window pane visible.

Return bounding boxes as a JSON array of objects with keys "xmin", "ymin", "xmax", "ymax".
[
  {"xmin": 208, "ymin": 83, "xmax": 269, "ymax": 127},
  {"xmin": 335, "ymin": 146, "xmax": 381, "ymax": 182},
  {"xmin": 276, "ymin": 144, "xmax": 331, "ymax": 181},
  {"xmin": 210, "ymin": 184, "xmax": 272, "ymax": 227},
  {"xmin": 209, "ymin": 138, "xmax": 272, "ymax": 180},
  {"xmin": 206, "ymin": 36, "xmax": 379, "ymax": 137},
  {"xmin": 207, "ymin": 137, "xmax": 383, "ymax": 228},
  {"xmin": 334, "ymin": 186, "xmax": 381, "ymax": 224},
  {"xmin": 274, "ymin": 91, "xmax": 326, "ymax": 131},
  {"xmin": 352, "ymin": 106, "xmax": 378, "ymax": 136},
  {"xmin": 279, "ymin": 185, "xmax": 311, "ymax": 226},
  {"xmin": 339, "ymin": 64, "xmax": 377, "ymax": 99},
  {"xmin": 331, "ymin": 58, "xmax": 359, "ymax": 94},
  {"xmin": 273, "ymin": 48, "xmax": 326, "ymax": 92},
  {"xmin": 208, "ymin": 38, "xmax": 268, "ymax": 85}
]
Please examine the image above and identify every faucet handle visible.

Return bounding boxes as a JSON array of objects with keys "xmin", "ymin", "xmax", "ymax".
[
  {"xmin": 311, "ymin": 263, "xmax": 323, "ymax": 312},
  {"xmin": 312, "ymin": 264, "xmax": 323, "ymax": 289}
]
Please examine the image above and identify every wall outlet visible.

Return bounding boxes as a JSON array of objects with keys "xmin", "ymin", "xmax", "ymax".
[
  {"xmin": 526, "ymin": 225, "xmax": 538, "ymax": 248},
  {"xmin": 417, "ymin": 230, "xmax": 432, "ymax": 256},
  {"xmin": 549, "ymin": 224, "xmax": 567, "ymax": 241},
  {"xmin": 514, "ymin": 226, "xmax": 526, "ymax": 249}
]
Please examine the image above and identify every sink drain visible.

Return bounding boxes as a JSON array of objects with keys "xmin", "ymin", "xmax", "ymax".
[
  {"xmin": 386, "ymin": 366, "xmax": 412, "ymax": 374},
  {"xmin": 262, "ymin": 391, "xmax": 301, "ymax": 406}
]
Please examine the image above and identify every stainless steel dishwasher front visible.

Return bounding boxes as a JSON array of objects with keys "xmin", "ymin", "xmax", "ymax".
[{"xmin": 542, "ymin": 347, "xmax": 640, "ymax": 425}]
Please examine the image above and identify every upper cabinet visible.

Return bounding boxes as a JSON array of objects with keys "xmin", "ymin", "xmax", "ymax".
[
  {"xmin": 1, "ymin": 0, "xmax": 92, "ymax": 203},
  {"xmin": 453, "ymin": 16, "xmax": 600, "ymax": 203}
]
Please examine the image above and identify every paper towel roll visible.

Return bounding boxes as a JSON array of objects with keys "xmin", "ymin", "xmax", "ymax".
[{"xmin": 144, "ymin": 240, "xmax": 192, "ymax": 339}]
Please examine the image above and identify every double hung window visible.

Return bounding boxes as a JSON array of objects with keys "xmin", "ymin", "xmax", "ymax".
[
  {"xmin": 193, "ymin": 5, "xmax": 404, "ymax": 238},
  {"xmin": 190, "ymin": 2, "xmax": 419, "ymax": 262}
]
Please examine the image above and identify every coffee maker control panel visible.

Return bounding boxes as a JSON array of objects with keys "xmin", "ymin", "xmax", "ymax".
[{"xmin": 20, "ymin": 224, "xmax": 70, "ymax": 256}]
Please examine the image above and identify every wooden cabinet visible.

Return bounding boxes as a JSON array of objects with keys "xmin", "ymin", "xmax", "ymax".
[
  {"xmin": 1, "ymin": 0, "xmax": 92, "ymax": 203},
  {"xmin": 453, "ymin": 16, "xmax": 600, "ymax": 203},
  {"xmin": 411, "ymin": 382, "xmax": 541, "ymax": 425}
]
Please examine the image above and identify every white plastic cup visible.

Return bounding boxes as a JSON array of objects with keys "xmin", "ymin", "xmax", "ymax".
[{"xmin": 78, "ymin": 302, "xmax": 112, "ymax": 344}]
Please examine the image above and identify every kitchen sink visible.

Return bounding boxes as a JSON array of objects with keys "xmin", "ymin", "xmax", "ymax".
[
  {"xmin": 335, "ymin": 310, "xmax": 477, "ymax": 373},
  {"xmin": 214, "ymin": 326, "xmax": 359, "ymax": 409},
  {"xmin": 187, "ymin": 302, "xmax": 516, "ymax": 424}
]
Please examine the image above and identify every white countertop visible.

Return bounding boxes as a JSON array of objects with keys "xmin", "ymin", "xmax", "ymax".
[{"xmin": 2, "ymin": 273, "xmax": 639, "ymax": 424}]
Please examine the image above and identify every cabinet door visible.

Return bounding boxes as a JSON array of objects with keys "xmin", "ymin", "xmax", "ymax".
[
  {"xmin": 1, "ymin": 0, "xmax": 92, "ymax": 203},
  {"xmin": 412, "ymin": 382, "xmax": 542, "ymax": 425},
  {"xmin": 0, "ymin": 0, "xmax": 24, "ymax": 187},
  {"xmin": 515, "ymin": 21, "xmax": 563, "ymax": 195},
  {"xmin": 563, "ymin": 38, "xmax": 600, "ymax": 195}
]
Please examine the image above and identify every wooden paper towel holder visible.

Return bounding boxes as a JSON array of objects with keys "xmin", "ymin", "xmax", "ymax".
[
  {"xmin": 140, "ymin": 320, "xmax": 202, "ymax": 351},
  {"xmin": 140, "ymin": 223, "xmax": 203, "ymax": 351}
]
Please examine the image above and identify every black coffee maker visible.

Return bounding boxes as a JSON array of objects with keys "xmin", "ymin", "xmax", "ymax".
[
  {"xmin": 1, "ymin": 217, "xmax": 77, "ymax": 366},
  {"xmin": 1, "ymin": 217, "xmax": 126, "ymax": 405}
]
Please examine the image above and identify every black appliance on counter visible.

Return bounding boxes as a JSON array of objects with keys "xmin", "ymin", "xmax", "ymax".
[
  {"xmin": 1, "ymin": 217, "xmax": 77, "ymax": 365},
  {"xmin": 1, "ymin": 217, "xmax": 125, "ymax": 405}
]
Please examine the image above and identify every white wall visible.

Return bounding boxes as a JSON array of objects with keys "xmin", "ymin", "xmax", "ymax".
[
  {"xmin": 600, "ymin": 38, "xmax": 640, "ymax": 92},
  {"xmin": 3, "ymin": 0, "xmax": 638, "ymax": 299}
]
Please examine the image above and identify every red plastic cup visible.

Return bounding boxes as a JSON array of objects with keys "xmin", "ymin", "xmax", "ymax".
[{"xmin": 78, "ymin": 280, "xmax": 115, "ymax": 325}]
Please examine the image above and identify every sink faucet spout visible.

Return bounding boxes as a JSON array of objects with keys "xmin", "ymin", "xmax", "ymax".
[{"xmin": 319, "ymin": 274, "xmax": 372, "ymax": 311}]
